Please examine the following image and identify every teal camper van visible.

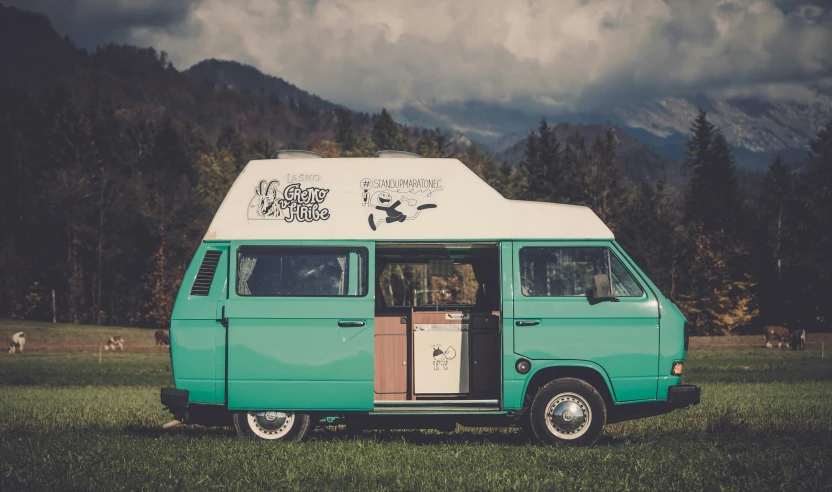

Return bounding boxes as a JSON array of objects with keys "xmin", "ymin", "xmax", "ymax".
[{"xmin": 161, "ymin": 151, "xmax": 699, "ymax": 446}]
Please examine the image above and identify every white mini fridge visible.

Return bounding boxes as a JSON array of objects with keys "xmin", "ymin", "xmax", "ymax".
[{"xmin": 413, "ymin": 323, "xmax": 469, "ymax": 394}]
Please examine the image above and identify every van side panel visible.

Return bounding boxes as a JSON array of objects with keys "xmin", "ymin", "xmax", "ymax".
[
  {"xmin": 500, "ymin": 241, "xmax": 525, "ymax": 410},
  {"xmin": 224, "ymin": 240, "xmax": 375, "ymax": 412},
  {"xmin": 170, "ymin": 243, "xmax": 229, "ymax": 405},
  {"xmin": 225, "ymin": 301, "xmax": 374, "ymax": 411}
]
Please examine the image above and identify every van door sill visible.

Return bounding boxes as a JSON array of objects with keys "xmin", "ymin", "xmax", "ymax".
[
  {"xmin": 371, "ymin": 406, "xmax": 502, "ymax": 413},
  {"xmin": 374, "ymin": 399, "xmax": 498, "ymax": 406}
]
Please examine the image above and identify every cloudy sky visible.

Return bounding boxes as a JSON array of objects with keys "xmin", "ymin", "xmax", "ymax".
[{"xmin": 9, "ymin": 0, "xmax": 832, "ymax": 112}]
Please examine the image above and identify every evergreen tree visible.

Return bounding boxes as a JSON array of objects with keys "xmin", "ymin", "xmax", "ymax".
[
  {"xmin": 683, "ymin": 110, "xmax": 744, "ymax": 235},
  {"xmin": 709, "ymin": 132, "xmax": 745, "ymax": 235},
  {"xmin": 371, "ymin": 108, "xmax": 404, "ymax": 151},
  {"xmin": 536, "ymin": 119, "xmax": 564, "ymax": 201},
  {"xmin": 216, "ymin": 124, "xmax": 246, "ymax": 170},
  {"xmin": 583, "ymin": 126, "xmax": 623, "ymax": 225},
  {"xmin": 246, "ymin": 133, "xmax": 276, "ymax": 160},
  {"xmin": 565, "ymin": 130, "xmax": 590, "ymax": 204},
  {"xmin": 196, "ymin": 149, "xmax": 237, "ymax": 214},
  {"xmin": 334, "ymin": 109, "xmax": 357, "ymax": 151},
  {"xmin": 39, "ymin": 83, "xmax": 99, "ymax": 323},
  {"xmin": 519, "ymin": 127, "xmax": 541, "ymax": 200},
  {"xmin": 794, "ymin": 121, "xmax": 832, "ymax": 328},
  {"xmin": 134, "ymin": 115, "xmax": 202, "ymax": 327},
  {"xmin": 435, "ymin": 128, "xmax": 448, "ymax": 157},
  {"xmin": 616, "ymin": 180, "xmax": 681, "ymax": 297},
  {"xmin": 459, "ymin": 145, "xmax": 508, "ymax": 196},
  {"xmin": 678, "ymin": 110, "xmax": 755, "ymax": 334},
  {"xmin": 416, "ymin": 132, "xmax": 439, "ymax": 157},
  {"xmin": 0, "ymin": 87, "xmax": 45, "ymax": 319},
  {"xmin": 753, "ymin": 156, "xmax": 797, "ymax": 324},
  {"xmin": 345, "ymin": 134, "xmax": 379, "ymax": 158},
  {"xmin": 684, "ymin": 110, "xmax": 715, "ymax": 224},
  {"xmin": 87, "ymin": 104, "xmax": 134, "ymax": 325}
]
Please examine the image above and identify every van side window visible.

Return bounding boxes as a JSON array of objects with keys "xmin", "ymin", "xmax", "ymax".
[
  {"xmin": 236, "ymin": 246, "xmax": 368, "ymax": 297},
  {"xmin": 519, "ymin": 247, "xmax": 643, "ymax": 297},
  {"xmin": 379, "ymin": 262, "xmax": 480, "ymax": 307}
]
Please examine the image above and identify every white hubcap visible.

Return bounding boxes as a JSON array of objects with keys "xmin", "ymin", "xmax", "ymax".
[
  {"xmin": 544, "ymin": 392, "xmax": 592, "ymax": 440},
  {"xmin": 247, "ymin": 411, "xmax": 295, "ymax": 440}
]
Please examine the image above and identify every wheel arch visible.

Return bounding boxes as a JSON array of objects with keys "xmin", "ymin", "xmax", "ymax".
[{"xmin": 521, "ymin": 361, "xmax": 617, "ymax": 410}]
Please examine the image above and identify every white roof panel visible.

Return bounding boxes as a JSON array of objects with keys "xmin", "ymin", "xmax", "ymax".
[{"xmin": 204, "ymin": 158, "xmax": 614, "ymax": 241}]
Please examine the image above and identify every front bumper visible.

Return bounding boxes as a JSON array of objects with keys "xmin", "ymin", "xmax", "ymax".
[
  {"xmin": 667, "ymin": 384, "xmax": 700, "ymax": 408},
  {"xmin": 608, "ymin": 384, "xmax": 701, "ymax": 423}
]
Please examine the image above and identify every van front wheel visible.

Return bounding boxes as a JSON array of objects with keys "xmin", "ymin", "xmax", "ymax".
[
  {"xmin": 529, "ymin": 378, "xmax": 607, "ymax": 446},
  {"xmin": 233, "ymin": 411, "xmax": 313, "ymax": 441}
]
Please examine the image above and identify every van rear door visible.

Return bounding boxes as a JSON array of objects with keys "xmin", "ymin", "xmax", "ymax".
[{"xmin": 225, "ymin": 241, "xmax": 374, "ymax": 411}]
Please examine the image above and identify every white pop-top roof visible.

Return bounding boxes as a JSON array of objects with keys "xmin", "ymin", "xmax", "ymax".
[{"xmin": 204, "ymin": 158, "xmax": 614, "ymax": 241}]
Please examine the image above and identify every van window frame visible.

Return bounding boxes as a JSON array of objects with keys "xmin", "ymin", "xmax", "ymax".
[
  {"xmin": 516, "ymin": 244, "xmax": 648, "ymax": 300},
  {"xmin": 234, "ymin": 245, "xmax": 370, "ymax": 298}
]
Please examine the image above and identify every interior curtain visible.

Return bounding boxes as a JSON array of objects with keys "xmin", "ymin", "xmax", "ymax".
[
  {"xmin": 471, "ymin": 259, "xmax": 489, "ymax": 309},
  {"xmin": 238, "ymin": 256, "xmax": 257, "ymax": 295},
  {"xmin": 375, "ymin": 260, "xmax": 388, "ymax": 311},
  {"xmin": 336, "ymin": 256, "xmax": 347, "ymax": 295}
]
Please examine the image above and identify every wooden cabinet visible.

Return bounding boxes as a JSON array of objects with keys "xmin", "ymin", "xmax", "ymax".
[
  {"xmin": 374, "ymin": 312, "xmax": 500, "ymax": 401},
  {"xmin": 374, "ymin": 315, "xmax": 408, "ymax": 400},
  {"xmin": 470, "ymin": 331, "xmax": 500, "ymax": 395}
]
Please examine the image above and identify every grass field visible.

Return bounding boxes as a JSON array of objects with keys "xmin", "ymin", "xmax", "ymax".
[{"xmin": 2, "ymin": 321, "xmax": 831, "ymax": 490}]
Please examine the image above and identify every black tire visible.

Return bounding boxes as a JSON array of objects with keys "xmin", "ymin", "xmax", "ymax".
[
  {"xmin": 529, "ymin": 377, "xmax": 607, "ymax": 446},
  {"xmin": 519, "ymin": 411, "xmax": 535, "ymax": 440},
  {"xmin": 233, "ymin": 411, "xmax": 313, "ymax": 442}
]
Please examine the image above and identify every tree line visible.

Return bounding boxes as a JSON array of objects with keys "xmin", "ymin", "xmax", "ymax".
[
  {"xmin": 496, "ymin": 112, "xmax": 832, "ymax": 335},
  {"xmin": 1, "ymin": 82, "xmax": 830, "ymax": 334}
]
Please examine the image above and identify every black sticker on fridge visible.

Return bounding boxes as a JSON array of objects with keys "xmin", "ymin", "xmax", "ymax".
[{"xmin": 431, "ymin": 345, "xmax": 457, "ymax": 370}]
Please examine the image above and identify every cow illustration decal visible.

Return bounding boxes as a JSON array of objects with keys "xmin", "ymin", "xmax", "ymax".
[{"xmin": 432, "ymin": 345, "xmax": 457, "ymax": 370}]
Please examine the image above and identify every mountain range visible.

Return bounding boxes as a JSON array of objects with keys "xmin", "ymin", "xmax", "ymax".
[
  {"xmin": 184, "ymin": 60, "xmax": 681, "ymax": 180},
  {"xmin": 186, "ymin": 59, "xmax": 344, "ymax": 112},
  {"xmin": 392, "ymin": 93, "xmax": 832, "ymax": 170}
]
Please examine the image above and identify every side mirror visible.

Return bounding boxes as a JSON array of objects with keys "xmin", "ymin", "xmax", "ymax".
[{"xmin": 588, "ymin": 274, "xmax": 618, "ymax": 304}]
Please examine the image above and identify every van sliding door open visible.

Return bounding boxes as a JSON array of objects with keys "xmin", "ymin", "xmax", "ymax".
[{"xmin": 225, "ymin": 241, "xmax": 375, "ymax": 411}]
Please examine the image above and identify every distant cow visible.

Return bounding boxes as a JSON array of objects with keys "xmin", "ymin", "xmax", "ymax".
[
  {"xmin": 103, "ymin": 336, "xmax": 124, "ymax": 351},
  {"xmin": 8, "ymin": 332, "xmax": 25, "ymax": 354},
  {"xmin": 764, "ymin": 325, "xmax": 790, "ymax": 348},
  {"xmin": 790, "ymin": 329, "xmax": 806, "ymax": 351},
  {"xmin": 154, "ymin": 329, "xmax": 170, "ymax": 346}
]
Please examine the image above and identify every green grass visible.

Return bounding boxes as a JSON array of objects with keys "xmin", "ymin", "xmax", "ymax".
[
  {"xmin": 2, "ymin": 338, "xmax": 831, "ymax": 490},
  {"xmin": 686, "ymin": 345, "xmax": 832, "ymax": 382},
  {"xmin": 0, "ymin": 352, "xmax": 173, "ymax": 386}
]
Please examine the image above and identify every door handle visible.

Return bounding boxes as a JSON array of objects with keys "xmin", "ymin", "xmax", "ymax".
[
  {"xmin": 338, "ymin": 321, "xmax": 366, "ymax": 328},
  {"xmin": 516, "ymin": 320, "xmax": 540, "ymax": 326}
]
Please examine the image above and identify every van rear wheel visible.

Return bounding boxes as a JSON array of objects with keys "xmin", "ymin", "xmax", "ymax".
[
  {"xmin": 529, "ymin": 378, "xmax": 606, "ymax": 446},
  {"xmin": 233, "ymin": 411, "xmax": 313, "ymax": 441}
]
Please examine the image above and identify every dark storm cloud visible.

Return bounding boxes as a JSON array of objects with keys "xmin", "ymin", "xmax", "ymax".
[
  {"xmin": 6, "ymin": 0, "xmax": 832, "ymax": 111},
  {"xmin": 3, "ymin": 0, "xmax": 201, "ymax": 49}
]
